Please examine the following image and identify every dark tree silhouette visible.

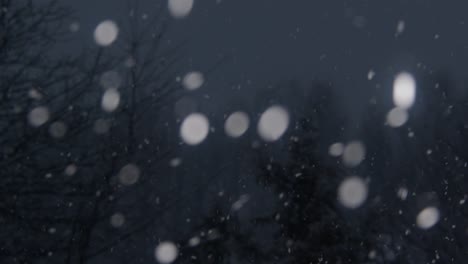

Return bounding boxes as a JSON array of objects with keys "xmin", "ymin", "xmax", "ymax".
[
  {"xmin": 177, "ymin": 76, "xmax": 467, "ymax": 264},
  {"xmin": 357, "ymin": 71, "xmax": 468, "ymax": 263},
  {"xmin": 177, "ymin": 84, "xmax": 362, "ymax": 264},
  {"xmin": 251, "ymin": 91, "xmax": 362, "ymax": 263},
  {"xmin": 0, "ymin": 1, "xmax": 185, "ymax": 263}
]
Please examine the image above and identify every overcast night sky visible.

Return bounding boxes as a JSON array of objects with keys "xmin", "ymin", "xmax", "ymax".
[{"xmin": 61, "ymin": 0, "xmax": 468, "ymax": 136}]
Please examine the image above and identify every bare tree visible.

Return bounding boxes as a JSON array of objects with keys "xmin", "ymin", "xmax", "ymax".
[{"xmin": 0, "ymin": 1, "xmax": 187, "ymax": 263}]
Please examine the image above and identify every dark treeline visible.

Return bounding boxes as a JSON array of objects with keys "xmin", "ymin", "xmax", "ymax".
[{"xmin": 1, "ymin": 1, "xmax": 467, "ymax": 264}]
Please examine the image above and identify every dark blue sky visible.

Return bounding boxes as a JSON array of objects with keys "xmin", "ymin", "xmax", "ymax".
[{"xmin": 68, "ymin": 0, "xmax": 468, "ymax": 132}]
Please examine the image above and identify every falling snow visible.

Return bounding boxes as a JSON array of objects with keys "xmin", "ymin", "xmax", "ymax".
[
  {"xmin": 94, "ymin": 20, "xmax": 119, "ymax": 46},
  {"xmin": 28, "ymin": 107, "xmax": 50, "ymax": 127},
  {"xmin": 101, "ymin": 89, "xmax": 120, "ymax": 112},
  {"xmin": 393, "ymin": 72, "xmax": 416, "ymax": 109},
  {"xmin": 342, "ymin": 141, "xmax": 366, "ymax": 167},
  {"xmin": 4, "ymin": 1, "xmax": 467, "ymax": 263},
  {"xmin": 182, "ymin": 71, "xmax": 204, "ymax": 91},
  {"xmin": 257, "ymin": 105, "xmax": 289, "ymax": 142},
  {"xmin": 416, "ymin": 207, "xmax": 440, "ymax": 229},
  {"xmin": 386, "ymin": 107, "xmax": 409, "ymax": 127},
  {"xmin": 118, "ymin": 163, "xmax": 141, "ymax": 185},
  {"xmin": 180, "ymin": 113, "xmax": 210, "ymax": 145},
  {"xmin": 338, "ymin": 176, "xmax": 368, "ymax": 209},
  {"xmin": 224, "ymin": 111, "xmax": 250, "ymax": 138},
  {"xmin": 168, "ymin": 0, "xmax": 194, "ymax": 19},
  {"xmin": 155, "ymin": 241, "xmax": 178, "ymax": 264},
  {"xmin": 328, "ymin": 142, "xmax": 344, "ymax": 157}
]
